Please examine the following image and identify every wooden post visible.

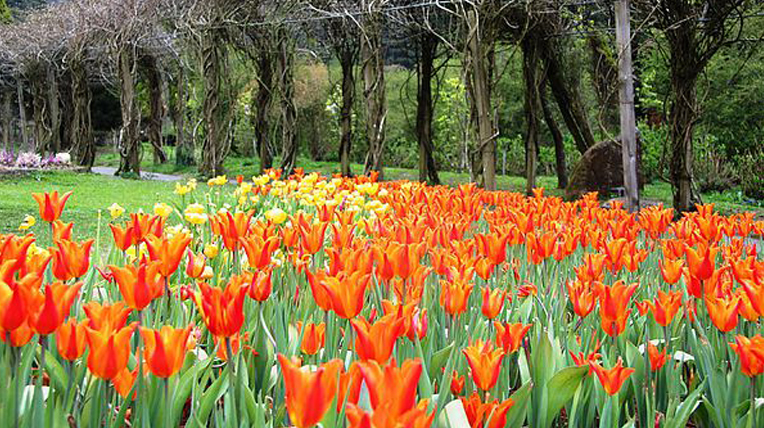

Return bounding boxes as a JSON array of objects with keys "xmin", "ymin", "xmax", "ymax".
[{"xmin": 615, "ymin": 0, "xmax": 640, "ymax": 212}]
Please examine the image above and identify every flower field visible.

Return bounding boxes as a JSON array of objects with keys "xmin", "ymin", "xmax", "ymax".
[{"xmin": 2, "ymin": 169, "xmax": 764, "ymax": 428}]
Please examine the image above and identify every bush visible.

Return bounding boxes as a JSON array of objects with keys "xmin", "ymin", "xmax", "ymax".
[
  {"xmin": 694, "ymin": 134, "xmax": 739, "ymax": 193},
  {"xmin": 738, "ymin": 148, "xmax": 764, "ymax": 200}
]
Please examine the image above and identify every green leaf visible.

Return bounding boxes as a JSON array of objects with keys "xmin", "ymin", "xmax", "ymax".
[
  {"xmin": 194, "ymin": 371, "xmax": 228, "ymax": 426},
  {"xmin": 428, "ymin": 343, "xmax": 455, "ymax": 382},
  {"xmin": 504, "ymin": 382, "xmax": 533, "ymax": 428},
  {"xmin": 664, "ymin": 381, "xmax": 705, "ymax": 428},
  {"xmin": 544, "ymin": 366, "xmax": 589, "ymax": 428}
]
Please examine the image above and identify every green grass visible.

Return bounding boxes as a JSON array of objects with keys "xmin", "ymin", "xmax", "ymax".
[
  {"xmin": 0, "ymin": 171, "xmax": 176, "ymax": 250},
  {"xmin": 2, "ymin": 152, "xmax": 759, "ymax": 250},
  {"xmin": 96, "ymin": 144, "xmax": 763, "ymax": 216}
]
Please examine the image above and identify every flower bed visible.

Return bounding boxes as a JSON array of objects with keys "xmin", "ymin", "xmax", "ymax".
[{"xmin": 1, "ymin": 169, "xmax": 764, "ymax": 427}]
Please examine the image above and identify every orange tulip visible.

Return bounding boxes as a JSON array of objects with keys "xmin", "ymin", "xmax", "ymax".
[
  {"xmin": 640, "ymin": 289, "xmax": 683, "ymax": 327},
  {"xmin": 32, "ymin": 191, "xmax": 72, "ymax": 222},
  {"xmin": 109, "ymin": 223, "xmax": 134, "ymax": 252},
  {"xmin": 660, "ymin": 258, "xmax": 684, "ymax": 284},
  {"xmin": 598, "ymin": 280, "xmax": 638, "ymax": 337},
  {"xmin": 112, "ymin": 366, "xmax": 139, "ymax": 399},
  {"xmin": 647, "ymin": 343, "xmax": 668, "ymax": 372},
  {"xmin": 439, "ymin": 278, "xmax": 474, "ymax": 317},
  {"xmin": 195, "ymin": 280, "xmax": 247, "ymax": 338},
  {"xmin": 185, "ymin": 250, "xmax": 207, "ymax": 279},
  {"xmin": 463, "ymin": 340, "xmax": 505, "ymax": 391},
  {"xmin": 140, "ymin": 325, "xmax": 192, "ymax": 378},
  {"xmin": 240, "ymin": 235, "xmax": 280, "ymax": 270},
  {"xmin": 494, "ymin": 321, "xmax": 532, "ymax": 354},
  {"xmin": 298, "ymin": 222, "xmax": 328, "ymax": 255},
  {"xmin": 298, "ymin": 322, "xmax": 326, "ymax": 355},
  {"xmin": 145, "ymin": 233, "xmax": 192, "ymax": 278},
  {"xmin": 110, "ymin": 261, "xmax": 164, "ymax": 311},
  {"xmin": 52, "ymin": 239, "xmax": 94, "ymax": 280},
  {"xmin": 56, "ymin": 318, "xmax": 88, "ymax": 361},
  {"xmin": 248, "ymin": 268, "xmax": 273, "ymax": 302},
  {"xmin": 318, "ymin": 271, "xmax": 370, "ymax": 319},
  {"xmin": 210, "ymin": 211, "xmax": 254, "ymax": 251},
  {"xmin": 741, "ymin": 280, "xmax": 764, "ymax": 317},
  {"xmin": 85, "ymin": 322, "xmax": 137, "ymax": 380},
  {"xmin": 305, "ymin": 269, "xmax": 334, "ymax": 312},
  {"xmin": 30, "ymin": 281, "xmax": 82, "ymax": 335},
  {"xmin": 460, "ymin": 391, "xmax": 515, "ymax": 428},
  {"xmin": 1, "ymin": 320, "xmax": 34, "ymax": 347},
  {"xmin": 351, "ymin": 313, "xmax": 404, "ymax": 363},
  {"xmin": 0, "ymin": 275, "xmax": 41, "ymax": 332},
  {"xmin": 685, "ymin": 244, "xmax": 718, "ymax": 281},
  {"xmin": 589, "ymin": 358, "xmax": 635, "ymax": 395},
  {"xmin": 52, "ymin": 220, "xmax": 73, "ymax": 241},
  {"xmin": 481, "ymin": 286, "xmax": 506, "ymax": 319},
  {"xmin": 567, "ymin": 279, "xmax": 597, "ymax": 319},
  {"xmin": 214, "ymin": 333, "xmax": 249, "ymax": 362},
  {"xmin": 570, "ymin": 349, "xmax": 602, "ymax": 374},
  {"xmin": 350, "ymin": 359, "xmax": 429, "ymax": 425},
  {"xmin": 83, "ymin": 301, "xmax": 132, "ymax": 333},
  {"xmin": 129, "ymin": 213, "xmax": 165, "ymax": 245},
  {"xmin": 278, "ymin": 355, "xmax": 343, "ymax": 428},
  {"xmin": 704, "ymin": 294, "xmax": 739, "ymax": 333},
  {"xmin": 730, "ymin": 335, "xmax": 764, "ymax": 377},
  {"xmin": 450, "ymin": 370, "xmax": 465, "ymax": 395}
]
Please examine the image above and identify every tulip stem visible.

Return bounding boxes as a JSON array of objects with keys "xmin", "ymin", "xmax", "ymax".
[
  {"xmin": 13, "ymin": 346, "xmax": 20, "ymax": 428},
  {"xmin": 750, "ymin": 377, "xmax": 756, "ymax": 428},
  {"xmin": 225, "ymin": 337, "xmax": 238, "ymax": 424},
  {"xmin": 137, "ymin": 310, "xmax": 144, "ymax": 424},
  {"xmin": 164, "ymin": 378, "xmax": 171, "ymax": 428}
]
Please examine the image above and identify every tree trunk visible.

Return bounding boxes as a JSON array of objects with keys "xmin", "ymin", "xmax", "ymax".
[
  {"xmin": 1, "ymin": 90, "xmax": 10, "ymax": 151},
  {"xmin": 29, "ymin": 66, "xmax": 48, "ymax": 154},
  {"xmin": 467, "ymin": 10, "xmax": 497, "ymax": 191},
  {"xmin": 615, "ymin": 0, "xmax": 640, "ymax": 212},
  {"xmin": 361, "ymin": 6, "xmax": 386, "ymax": 177},
  {"xmin": 665, "ymin": 16, "xmax": 702, "ymax": 215},
  {"xmin": 70, "ymin": 57, "xmax": 94, "ymax": 169},
  {"xmin": 255, "ymin": 39, "xmax": 274, "ymax": 174},
  {"xmin": 58, "ymin": 69, "xmax": 73, "ymax": 152},
  {"xmin": 117, "ymin": 47, "xmax": 141, "ymax": 176},
  {"xmin": 174, "ymin": 65, "xmax": 194, "ymax": 166},
  {"xmin": 17, "ymin": 76, "xmax": 29, "ymax": 152},
  {"xmin": 278, "ymin": 30, "xmax": 298, "ymax": 176},
  {"xmin": 142, "ymin": 54, "xmax": 167, "ymax": 164},
  {"xmin": 540, "ymin": 38, "xmax": 596, "ymax": 154},
  {"xmin": 540, "ymin": 81, "xmax": 567, "ymax": 189},
  {"xmin": 47, "ymin": 64, "xmax": 61, "ymax": 154},
  {"xmin": 522, "ymin": 37, "xmax": 541, "ymax": 195},
  {"xmin": 588, "ymin": 33, "xmax": 619, "ymax": 135},
  {"xmin": 338, "ymin": 51, "xmax": 355, "ymax": 177},
  {"xmin": 200, "ymin": 29, "xmax": 227, "ymax": 177},
  {"xmin": 416, "ymin": 33, "xmax": 440, "ymax": 185}
]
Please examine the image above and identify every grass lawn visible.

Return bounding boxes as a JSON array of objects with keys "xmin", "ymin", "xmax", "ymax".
[
  {"xmin": 0, "ymin": 171, "xmax": 176, "ymax": 251},
  {"xmin": 1, "ymin": 151, "xmax": 760, "ymax": 249}
]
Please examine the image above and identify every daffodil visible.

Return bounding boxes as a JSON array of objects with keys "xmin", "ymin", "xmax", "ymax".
[
  {"xmin": 108, "ymin": 203, "xmax": 125, "ymax": 219},
  {"xmin": 265, "ymin": 208, "xmax": 288, "ymax": 224},
  {"xmin": 174, "ymin": 183, "xmax": 192, "ymax": 196},
  {"xmin": 18, "ymin": 215, "xmax": 36, "ymax": 231},
  {"xmin": 184, "ymin": 203, "xmax": 208, "ymax": 225},
  {"xmin": 204, "ymin": 244, "xmax": 219, "ymax": 259},
  {"xmin": 153, "ymin": 202, "xmax": 173, "ymax": 218},
  {"xmin": 253, "ymin": 175, "xmax": 270, "ymax": 186},
  {"xmin": 207, "ymin": 175, "xmax": 227, "ymax": 186}
]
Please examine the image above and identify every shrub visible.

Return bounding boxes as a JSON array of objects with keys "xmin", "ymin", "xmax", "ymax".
[{"xmin": 738, "ymin": 147, "xmax": 764, "ymax": 200}]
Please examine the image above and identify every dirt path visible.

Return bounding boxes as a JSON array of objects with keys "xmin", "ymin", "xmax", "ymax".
[{"xmin": 90, "ymin": 166, "xmax": 183, "ymax": 182}]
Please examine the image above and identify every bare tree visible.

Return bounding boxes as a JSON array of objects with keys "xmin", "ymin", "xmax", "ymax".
[
  {"xmin": 309, "ymin": 0, "xmax": 361, "ymax": 177},
  {"xmin": 638, "ymin": 0, "xmax": 759, "ymax": 213}
]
